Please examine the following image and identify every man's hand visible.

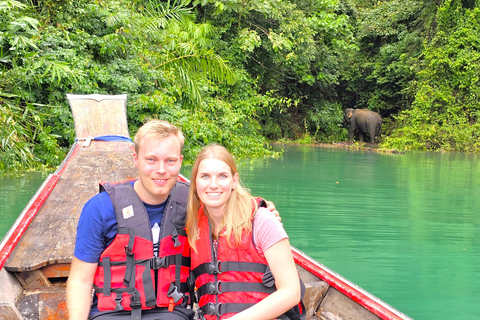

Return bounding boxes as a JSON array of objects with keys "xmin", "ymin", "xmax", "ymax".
[{"xmin": 266, "ymin": 200, "xmax": 281, "ymax": 223}]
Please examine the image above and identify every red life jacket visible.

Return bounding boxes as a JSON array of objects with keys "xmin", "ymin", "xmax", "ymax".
[
  {"xmin": 93, "ymin": 180, "xmax": 192, "ymax": 318},
  {"xmin": 191, "ymin": 199, "xmax": 305, "ymax": 320}
]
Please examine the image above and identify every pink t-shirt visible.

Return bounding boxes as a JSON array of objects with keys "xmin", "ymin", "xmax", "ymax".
[{"xmin": 253, "ymin": 207, "xmax": 288, "ymax": 259}]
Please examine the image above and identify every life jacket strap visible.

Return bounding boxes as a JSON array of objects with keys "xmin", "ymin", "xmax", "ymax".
[
  {"xmin": 102, "ymin": 257, "xmax": 112, "ymax": 297},
  {"xmin": 192, "ymin": 261, "xmax": 268, "ymax": 277},
  {"xmin": 197, "ymin": 281, "xmax": 275, "ymax": 297},
  {"xmin": 199, "ymin": 302, "xmax": 254, "ymax": 317},
  {"xmin": 150, "ymin": 255, "xmax": 191, "ymax": 270}
]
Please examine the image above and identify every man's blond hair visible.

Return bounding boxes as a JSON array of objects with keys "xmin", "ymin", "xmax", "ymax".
[{"xmin": 133, "ymin": 119, "xmax": 185, "ymax": 153}]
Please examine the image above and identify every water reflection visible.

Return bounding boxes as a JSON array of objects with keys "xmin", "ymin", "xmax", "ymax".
[{"xmin": 238, "ymin": 145, "xmax": 480, "ymax": 320}]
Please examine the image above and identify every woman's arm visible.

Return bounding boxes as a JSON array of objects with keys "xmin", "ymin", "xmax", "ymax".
[{"xmin": 228, "ymin": 238, "xmax": 301, "ymax": 320}]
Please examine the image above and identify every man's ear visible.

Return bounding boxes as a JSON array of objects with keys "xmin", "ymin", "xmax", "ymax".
[{"xmin": 133, "ymin": 152, "xmax": 139, "ymax": 168}]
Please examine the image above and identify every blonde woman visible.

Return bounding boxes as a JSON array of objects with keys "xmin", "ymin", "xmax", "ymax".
[{"xmin": 186, "ymin": 144, "xmax": 304, "ymax": 320}]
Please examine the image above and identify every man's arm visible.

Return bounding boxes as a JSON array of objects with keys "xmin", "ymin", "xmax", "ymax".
[{"xmin": 66, "ymin": 257, "xmax": 98, "ymax": 320}]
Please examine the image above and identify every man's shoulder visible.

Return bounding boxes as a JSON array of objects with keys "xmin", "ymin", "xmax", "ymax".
[
  {"xmin": 175, "ymin": 179, "xmax": 190, "ymax": 187},
  {"xmin": 83, "ymin": 189, "xmax": 115, "ymax": 214},
  {"xmin": 172, "ymin": 180, "xmax": 190, "ymax": 194}
]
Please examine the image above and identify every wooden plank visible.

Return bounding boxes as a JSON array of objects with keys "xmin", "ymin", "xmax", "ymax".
[
  {"xmin": 318, "ymin": 288, "xmax": 382, "ymax": 320},
  {"xmin": 303, "ymin": 281, "xmax": 329, "ymax": 318},
  {"xmin": 16, "ymin": 284, "xmax": 67, "ymax": 320},
  {"xmin": 0, "ymin": 268, "xmax": 22, "ymax": 320},
  {"xmin": 0, "ymin": 305, "xmax": 22, "ymax": 320},
  {"xmin": 42, "ymin": 263, "xmax": 70, "ymax": 278},
  {"xmin": 67, "ymin": 94, "xmax": 129, "ymax": 138},
  {"xmin": 14, "ymin": 270, "xmax": 52, "ymax": 290}
]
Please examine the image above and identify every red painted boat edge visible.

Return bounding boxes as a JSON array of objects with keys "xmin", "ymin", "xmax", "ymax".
[
  {"xmin": 292, "ymin": 247, "xmax": 412, "ymax": 320},
  {"xmin": 0, "ymin": 143, "xmax": 82, "ymax": 270}
]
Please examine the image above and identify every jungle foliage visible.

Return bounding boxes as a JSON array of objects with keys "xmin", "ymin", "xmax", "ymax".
[{"xmin": 2, "ymin": 0, "xmax": 480, "ymax": 175}]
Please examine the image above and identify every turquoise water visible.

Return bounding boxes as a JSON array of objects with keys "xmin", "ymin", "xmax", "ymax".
[
  {"xmin": 0, "ymin": 172, "xmax": 49, "ymax": 242},
  {"xmin": 237, "ymin": 145, "xmax": 480, "ymax": 320},
  {"xmin": 2, "ymin": 146, "xmax": 480, "ymax": 319}
]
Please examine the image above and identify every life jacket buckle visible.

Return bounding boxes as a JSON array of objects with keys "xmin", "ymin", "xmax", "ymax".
[
  {"xmin": 124, "ymin": 245, "xmax": 133, "ymax": 256},
  {"xmin": 114, "ymin": 294, "xmax": 124, "ymax": 311},
  {"xmin": 167, "ymin": 283, "xmax": 184, "ymax": 303},
  {"xmin": 150, "ymin": 256, "xmax": 167, "ymax": 269},
  {"xmin": 129, "ymin": 290, "xmax": 142, "ymax": 309},
  {"xmin": 262, "ymin": 267, "xmax": 275, "ymax": 288},
  {"xmin": 207, "ymin": 281, "xmax": 222, "ymax": 295},
  {"xmin": 172, "ymin": 228, "xmax": 181, "ymax": 247},
  {"xmin": 205, "ymin": 302, "xmax": 223, "ymax": 316},
  {"xmin": 207, "ymin": 261, "xmax": 222, "ymax": 275}
]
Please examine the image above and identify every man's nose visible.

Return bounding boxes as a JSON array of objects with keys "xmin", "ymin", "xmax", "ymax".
[{"xmin": 155, "ymin": 161, "xmax": 166, "ymax": 173}]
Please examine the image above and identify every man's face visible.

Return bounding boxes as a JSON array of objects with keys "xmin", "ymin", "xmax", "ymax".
[{"xmin": 133, "ymin": 134, "xmax": 183, "ymax": 205}]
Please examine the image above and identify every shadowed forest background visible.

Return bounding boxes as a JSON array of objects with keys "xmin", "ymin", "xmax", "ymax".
[{"xmin": 2, "ymin": 0, "xmax": 480, "ymax": 175}]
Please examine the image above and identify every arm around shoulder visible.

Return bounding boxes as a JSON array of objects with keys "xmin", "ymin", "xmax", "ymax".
[{"xmin": 66, "ymin": 257, "xmax": 98, "ymax": 320}]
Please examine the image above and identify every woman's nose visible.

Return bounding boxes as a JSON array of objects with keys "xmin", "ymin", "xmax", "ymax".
[{"xmin": 209, "ymin": 177, "xmax": 218, "ymax": 188}]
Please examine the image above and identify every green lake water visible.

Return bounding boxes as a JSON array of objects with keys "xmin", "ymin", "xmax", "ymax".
[{"xmin": 2, "ymin": 145, "xmax": 480, "ymax": 319}]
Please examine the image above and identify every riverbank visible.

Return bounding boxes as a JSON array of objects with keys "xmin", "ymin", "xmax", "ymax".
[{"xmin": 274, "ymin": 140, "xmax": 405, "ymax": 154}]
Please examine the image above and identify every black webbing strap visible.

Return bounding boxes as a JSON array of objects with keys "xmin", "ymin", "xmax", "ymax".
[
  {"xmin": 192, "ymin": 261, "xmax": 268, "ymax": 278},
  {"xmin": 129, "ymin": 289, "xmax": 142, "ymax": 320},
  {"xmin": 102, "ymin": 257, "xmax": 112, "ymax": 297},
  {"xmin": 150, "ymin": 255, "xmax": 191, "ymax": 270},
  {"xmin": 141, "ymin": 262, "xmax": 157, "ymax": 308},
  {"xmin": 200, "ymin": 302, "xmax": 254, "ymax": 317},
  {"xmin": 118, "ymin": 227, "xmax": 136, "ymax": 287},
  {"xmin": 196, "ymin": 281, "xmax": 275, "ymax": 298},
  {"xmin": 175, "ymin": 253, "xmax": 182, "ymax": 294}
]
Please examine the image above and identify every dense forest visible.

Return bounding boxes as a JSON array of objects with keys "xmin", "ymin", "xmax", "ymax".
[{"xmin": 2, "ymin": 0, "xmax": 480, "ymax": 175}]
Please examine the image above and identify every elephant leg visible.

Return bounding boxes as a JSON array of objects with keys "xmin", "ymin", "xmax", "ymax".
[
  {"xmin": 358, "ymin": 131, "xmax": 365, "ymax": 142},
  {"xmin": 349, "ymin": 125, "xmax": 356, "ymax": 140},
  {"xmin": 369, "ymin": 130, "xmax": 375, "ymax": 143}
]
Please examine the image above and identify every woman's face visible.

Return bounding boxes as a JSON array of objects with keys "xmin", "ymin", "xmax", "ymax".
[{"xmin": 195, "ymin": 157, "xmax": 238, "ymax": 215}]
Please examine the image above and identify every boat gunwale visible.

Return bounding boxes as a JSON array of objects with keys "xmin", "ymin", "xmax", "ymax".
[
  {"xmin": 0, "ymin": 143, "xmax": 82, "ymax": 270},
  {"xmin": 292, "ymin": 247, "xmax": 412, "ymax": 320}
]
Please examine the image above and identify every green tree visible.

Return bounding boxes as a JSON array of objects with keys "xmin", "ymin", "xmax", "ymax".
[
  {"xmin": 383, "ymin": 0, "xmax": 480, "ymax": 152},
  {"xmin": 0, "ymin": 0, "xmax": 78, "ymax": 175},
  {"xmin": 194, "ymin": 0, "xmax": 357, "ymax": 141}
]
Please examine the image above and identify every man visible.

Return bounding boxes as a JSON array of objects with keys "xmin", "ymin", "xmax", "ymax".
[{"xmin": 67, "ymin": 120, "xmax": 278, "ymax": 320}]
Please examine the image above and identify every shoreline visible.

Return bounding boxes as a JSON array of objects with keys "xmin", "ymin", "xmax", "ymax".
[{"xmin": 272, "ymin": 141, "xmax": 405, "ymax": 154}]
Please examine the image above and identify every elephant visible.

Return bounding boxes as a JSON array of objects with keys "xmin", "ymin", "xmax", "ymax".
[{"xmin": 344, "ymin": 108, "xmax": 382, "ymax": 143}]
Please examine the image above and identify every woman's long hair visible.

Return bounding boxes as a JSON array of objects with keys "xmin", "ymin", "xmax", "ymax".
[{"xmin": 186, "ymin": 144, "xmax": 257, "ymax": 253}]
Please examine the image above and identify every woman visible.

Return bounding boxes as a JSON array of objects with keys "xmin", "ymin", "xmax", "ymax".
[{"xmin": 186, "ymin": 144, "xmax": 303, "ymax": 320}]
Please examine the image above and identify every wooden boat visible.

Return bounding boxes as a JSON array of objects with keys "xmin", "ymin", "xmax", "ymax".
[{"xmin": 0, "ymin": 94, "xmax": 412, "ymax": 320}]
